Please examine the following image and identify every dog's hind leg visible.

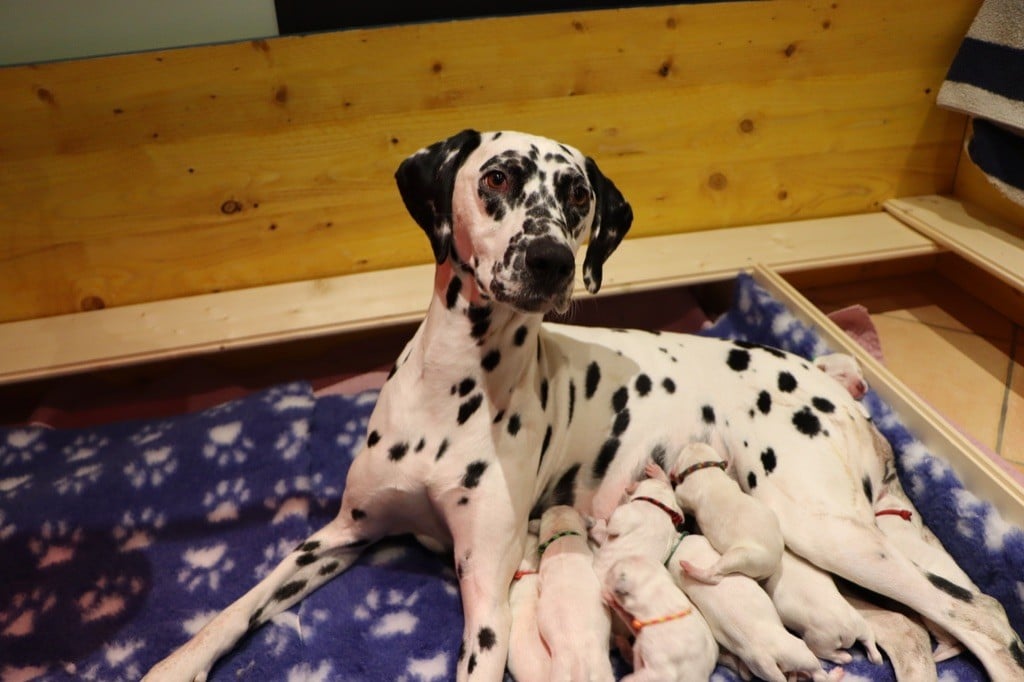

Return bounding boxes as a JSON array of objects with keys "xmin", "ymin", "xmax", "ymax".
[
  {"xmin": 766, "ymin": 495, "xmax": 1024, "ymax": 681},
  {"xmin": 142, "ymin": 513, "xmax": 378, "ymax": 682}
]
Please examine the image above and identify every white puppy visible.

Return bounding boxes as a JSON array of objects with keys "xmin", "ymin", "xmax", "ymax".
[
  {"xmin": 764, "ymin": 549, "xmax": 882, "ymax": 665},
  {"xmin": 668, "ymin": 442, "xmax": 783, "ymax": 583},
  {"xmin": 508, "ymin": 532, "xmax": 550, "ymax": 682},
  {"xmin": 814, "ymin": 352, "xmax": 868, "ymax": 400},
  {"xmin": 670, "ymin": 534, "xmax": 842, "ymax": 682},
  {"xmin": 604, "ymin": 555, "xmax": 717, "ymax": 682},
  {"xmin": 536, "ymin": 505, "xmax": 615, "ymax": 682}
]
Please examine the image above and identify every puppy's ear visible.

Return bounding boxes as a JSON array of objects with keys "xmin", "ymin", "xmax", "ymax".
[
  {"xmin": 394, "ymin": 129, "xmax": 482, "ymax": 263},
  {"xmin": 582, "ymin": 157, "xmax": 633, "ymax": 294}
]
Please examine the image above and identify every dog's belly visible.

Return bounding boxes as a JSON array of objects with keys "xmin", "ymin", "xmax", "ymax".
[{"xmin": 535, "ymin": 324, "xmax": 878, "ymax": 519}]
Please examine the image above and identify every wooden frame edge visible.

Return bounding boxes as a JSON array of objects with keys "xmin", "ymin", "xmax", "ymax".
[{"xmin": 752, "ymin": 264, "xmax": 1024, "ymax": 528}]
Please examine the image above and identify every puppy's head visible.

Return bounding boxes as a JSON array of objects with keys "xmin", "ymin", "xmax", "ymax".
[{"xmin": 395, "ymin": 129, "xmax": 632, "ymax": 314}]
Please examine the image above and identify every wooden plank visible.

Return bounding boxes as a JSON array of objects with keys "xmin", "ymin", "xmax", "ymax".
[
  {"xmin": 0, "ymin": 0, "xmax": 975, "ymax": 323},
  {"xmin": 0, "ymin": 211, "xmax": 939, "ymax": 385},
  {"xmin": 885, "ymin": 195, "xmax": 1024, "ymax": 292},
  {"xmin": 752, "ymin": 265, "xmax": 1024, "ymax": 529}
]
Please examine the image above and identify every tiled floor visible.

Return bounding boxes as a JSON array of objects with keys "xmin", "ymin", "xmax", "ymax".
[{"xmin": 799, "ymin": 270, "xmax": 1024, "ymax": 477}]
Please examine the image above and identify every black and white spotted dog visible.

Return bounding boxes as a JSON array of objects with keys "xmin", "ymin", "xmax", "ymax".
[{"xmin": 145, "ymin": 130, "xmax": 1023, "ymax": 681}]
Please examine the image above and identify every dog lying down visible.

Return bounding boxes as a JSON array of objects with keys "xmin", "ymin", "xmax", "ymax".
[{"xmin": 144, "ymin": 130, "xmax": 1024, "ymax": 682}]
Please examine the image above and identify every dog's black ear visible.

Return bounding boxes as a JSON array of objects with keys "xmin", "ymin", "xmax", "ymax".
[
  {"xmin": 395, "ymin": 129, "xmax": 482, "ymax": 264},
  {"xmin": 582, "ymin": 157, "xmax": 633, "ymax": 294}
]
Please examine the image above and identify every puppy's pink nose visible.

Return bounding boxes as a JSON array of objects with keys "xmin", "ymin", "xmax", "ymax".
[{"xmin": 852, "ymin": 380, "xmax": 867, "ymax": 399}]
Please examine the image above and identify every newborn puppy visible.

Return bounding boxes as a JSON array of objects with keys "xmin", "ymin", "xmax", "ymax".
[
  {"xmin": 670, "ymin": 534, "xmax": 841, "ymax": 682},
  {"xmin": 508, "ymin": 532, "xmax": 550, "ymax": 682},
  {"xmin": 604, "ymin": 555, "xmax": 717, "ymax": 682},
  {"xmin": 592, "ymin": 461, "xmax": 687, "ymax": 582},
  {"xmin": 764, "ymin": 549, "xmax": 882, "ymax": 665},
  {"xmin": 842, "ymin": 589, "xmax": 938, "ymax": 682},
  {"xmin": 536, "ymin": 505, "xmax": 615, "ymax": 682},
  {"xmin": 668, "ymin": 442, "xmax": 783, "ymax": 583},
  {"xmin": 815, "ymin": 352, "xmax": 868, "ymax": 400}
]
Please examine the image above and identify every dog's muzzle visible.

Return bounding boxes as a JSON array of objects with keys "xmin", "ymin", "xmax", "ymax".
[{"xmin": 524, "ymin": 237, "xmax": 575, "ymax": 303}]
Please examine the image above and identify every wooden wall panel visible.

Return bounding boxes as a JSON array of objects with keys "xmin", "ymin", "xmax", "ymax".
[{"xmin": 0, "ymin": 0, "xmax": 978, "ymax": 322}]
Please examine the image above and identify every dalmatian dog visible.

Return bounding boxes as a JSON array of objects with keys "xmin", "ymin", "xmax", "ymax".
[
  {"xmin": 668, "ymin": 442, "xmax": 784, "ymax": 584},
  {"xmin": 144, "ymin": 129, "xmax": 1024, "ymax": 682},
  {"xmin": 669, "ymin": 533, "xmax": 840, "ymax": 682},
  {"xmin": 603, "ymin": 554, "xmax": 718, "ymax": 682},
  {"xmin": 763, "ymin": 549, "xmax": 882, "ymax": 665}
]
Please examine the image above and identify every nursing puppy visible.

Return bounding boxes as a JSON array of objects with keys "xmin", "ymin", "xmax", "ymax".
[
  {"xmin": 764, "ymin": 549, "xmax": 882, "ymax": 665},
  {"xmin": 604, "ymin": 555, "xmax": 717, "ymax": 682},
  {"xmin": 670, "ymin": 534, "xmax": 841, "ymax": 682},
  {"xmin": 508, "ymin": 532, "xmax": 550, "ymax": 682},
  {"xmin": 536, "ymin": 505, "xmax": 614, "ymax": 682},
  {"xmin": 668, "ymin": 442, "xmax": 783, "ymax": 584},
  {"xmin": 814, "ymin": 352, "xmax": 868, "ymax": 400}
]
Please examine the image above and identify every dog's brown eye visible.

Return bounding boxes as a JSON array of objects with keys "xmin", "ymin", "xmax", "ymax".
[
  {"xmin": 483, "ymin": 170, "xmax": 508, "ymax": 192},
  {"xmin": 570, "ymin": 184, "xmax": 590, "ymax": 206}
]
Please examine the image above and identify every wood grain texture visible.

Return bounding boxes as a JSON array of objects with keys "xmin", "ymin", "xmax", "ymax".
[{"xmin": 0, "ymin": 0, "xmax": 977, "ymax": 322}]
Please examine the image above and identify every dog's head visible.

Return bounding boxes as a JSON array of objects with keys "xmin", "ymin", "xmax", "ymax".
[{"xmin": 395, "ymin": 129, "xmax": 632, "ymax": 314}]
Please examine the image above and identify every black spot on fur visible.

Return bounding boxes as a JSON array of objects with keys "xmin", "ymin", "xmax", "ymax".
[
  {"xmin": 446, "ymin": 276, "xmax": 462, "ymax": 309},
  {"xmin": 701, "ymin": 405, "xmax": 716, "ymax": 424},
  {"xmin": 458, "ymin": 496, "xmax": 469, "ymax": 505},
  {"xmin": 299, "ymin": 541, "xmax": 321, "ymax": 552},
  {"xmin": 342, "ymin": 539, "xmax": 370, "ymax": 549},
  {"xmin": 435, "ymin": 438, "xmax": 449, "ymax": 461},
  {"xmin": 458, "ymin": 378, "xmax": 476, "ymax": 396},
  {"xmin": 367, "ymin": 430, "xmax": 381, "ymax": 447},
  {"xmin": 463, "ymin": 460, "xmax": 488, "ymax": 488},
  {"xmin": 585, "ymin": 361, "xmax": 601, "ymax": 398},
  {"xmin": 635, "ymin": 374, "xmax": 652, "ymax": 396},
  {"xmin": 479, "ymin": 627, "xmax": 497, "ymax": 650},
  {"xmin": 862, "ymin": 476, "xmax": 874, "ymax": 504},
  {"xmin": 319, "ymin": 561, "xmax": 340, "ymax": 576},
  {"xmin": 552, "ymin": 464, "xmax": 580, "ymax": 506},
  {"xmin": 540, "ymin": 425, "xmax": 553, "ymax": 459},
  {"xmin": 507, "ymin": 414, "xmax": 521, "ymax": 436},
  {"xmin": 1010, "ymin": 639, "xmax": 1024, "ymax": 669},
  {"xmin": 468, "ymin": 653, "xmax": 477, "ymax": 675},
  {"xmin": 650, "ymin": 443, "xmax": 667, "ymax": 470},
  {"xmin": 568, "ymin": 380, "xmax": 576, "ymax": 424},
  {"xmin": 458, "ymin": 394, "xmax": 484, "ymax": 424},
  {"xmin": 757, "ymin": 390, "xmax": 772, "ymax": 415},
  {"xmin": 778, "ymin": 371, "xmax": 797, "ymax": 392},
  {"xmin": 415, "ymin": 438, "xmax": 426, "ymax": 452},
  {"xmin": 249, "ymin": 607, "xmax": 264, "ymax": 631},
  {"xmin": 792, "ymin": 407, "xmax": 822, "ymax": 437},
  {"xmin": 492, "ymin": 410, "xmax": 504, "ymax": 424},
  {"xmin": 747, "ymin": 471, "xmax": 758, "ymax": 490},
  {"xmin": 812, "ymin": 396, "xmax": 835, "ymax": 413},
  {"xmin": 735, "ymin": 340, "xmax": 786, "ymax": 359},
  {"xmin": 662, "ymin": 377, "xmax": 676, "ymax": 393},
  {"xmin": 389, "ymin": 442, "xmax": 409, "ymax": 461},
  {"xmin": 273, "ymin": 580, "xmax": 307, "ymax": 602},
  {"xmin": 612, "ymin": 409, "xmax": 630, "ymax": 436},
  {"xmin": 761, "ymin": 448, "xmax": 777, "ymax": 474},
  {"xmin": 612, "ymin": 386, "xmax": 629, "ymax": 413},
  {"xmin": 351, "ymin": 508, "xmax": 367, "ymax": 520},
  {"xmin": 727, "ymin": 348, "xmax": 751, "ymax": 371},
  {"xmin": 540, "ymin": 379, "xmax": 549, "ymax": 410},
  {"xmin": 296, "ymin": 552, "xmax": 318, "ymax": 566},
  {"xmin": 459, "ymin": 640, "xmax": 466, "ymax": 661},
  {"xmin": 593, "ymin": 437, "xmax": 620, "ymax": 479},
  {"xmin": 482, "ymin": 349, "xmax": 501, "ymax": 371},
  {"xmin": 926, "ymin": 572, "xmax": 974, "ymax": 602},
  {"xmin": 513, "ymin": 325, "xmax": 528, "ymax": 346}
]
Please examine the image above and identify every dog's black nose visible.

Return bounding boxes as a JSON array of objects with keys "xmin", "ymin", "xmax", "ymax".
[{"xmin": 525, "ymin": 238, "xmax": 575, "ymax": 293}]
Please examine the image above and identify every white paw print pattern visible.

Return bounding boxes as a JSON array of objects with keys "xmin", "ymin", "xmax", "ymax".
[
  {"xmin": 53, "ymin": 461, "xmax": 104, "ymax": 496},
  {"xmin": 0, "ymin": 585, "xmax": 57, "ymax": 637},
  {"xmin": 124, "ymin": 445, "xmax": 178, "ymax": 489},
  {"xmin": 265, "ymin": 383, "xmax": 315, "ymax": 413},
  {"xmin": 335, "ymin": 414, "xmax": 373, "ymax": 455},
  {"xmin": 177, "ymin": 542, "xmax": 236, "ymax": 593},
  {"xmin": 353, "ymin": 587, "xmax": 421, "ymax": 638},
  {"xmin": 0, "ymin": 508, "xmax": 14, "ymax": 542},
  {"xmin": 399, "ymin": 652, "xmax": 450, "ymax": 682},
  {"xmin": 274, "ymin": 419, "xmax": 309, "ymax": 461},
  {"xmin": 129, "ymin": 422, "xmax": 174, "ymax": 448},
  {"xmin": 1, "ymin": 428, "xmax": 47, "ymax": 467},
  {"xmin": 29, "ymin": 520, "xmax": 84, "ymax": 569},
  {"xmin": 202, "ymin": 421, "xmax": 254, "ymax": 467},
  {"xmin": 77, "ymin": 638, "xmax": 147, "ymax": 681},
  {"xmin": 0, "ymin": 473, "xmax": 32, "ymax": 501},
  {"xmin": 112, "ymin": 507, "xmax": 167, "ymax": 552},
  {"xmin": 62, "ymin": 433, "xmax": 110, "ymax": 463},
  {"xmin": 78, "ymin": 572, "xmax": 145, "ymax": 624},
  {"xmin": 203, "ymin": 478, "xmax": 251, "ymax": 523},
  {"xmin": 254, "ymin": 536, "xmax": 305, "ymax": 581}
]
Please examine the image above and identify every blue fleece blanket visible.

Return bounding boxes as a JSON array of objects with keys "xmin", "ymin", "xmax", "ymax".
[{"xmin": 1, "ymin": 273, "xmax": 1020, "ymax": 681}]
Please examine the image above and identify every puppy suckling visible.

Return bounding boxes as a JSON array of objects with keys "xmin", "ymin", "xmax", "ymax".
[
  {"xmin": 603, "ymin": 554, "xmax": 718, "ymax": 682},
  {"xmin": 668, "ymin": 442, "xmax": 784, "ymax": 584},
  {"xmin": 536, "ymin": 505, "xmax": 615, "ymax": 682},
  {"xmin": 763, "ymin": 549, "xmax": 882, "ymax": 665},
  {"xmin": 669, "ymin": 533, "xmax": 842, "ymax": 682},
  {"xmin": 508, "ymin": 532, "xmax": 550, "ymax": 682}
]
